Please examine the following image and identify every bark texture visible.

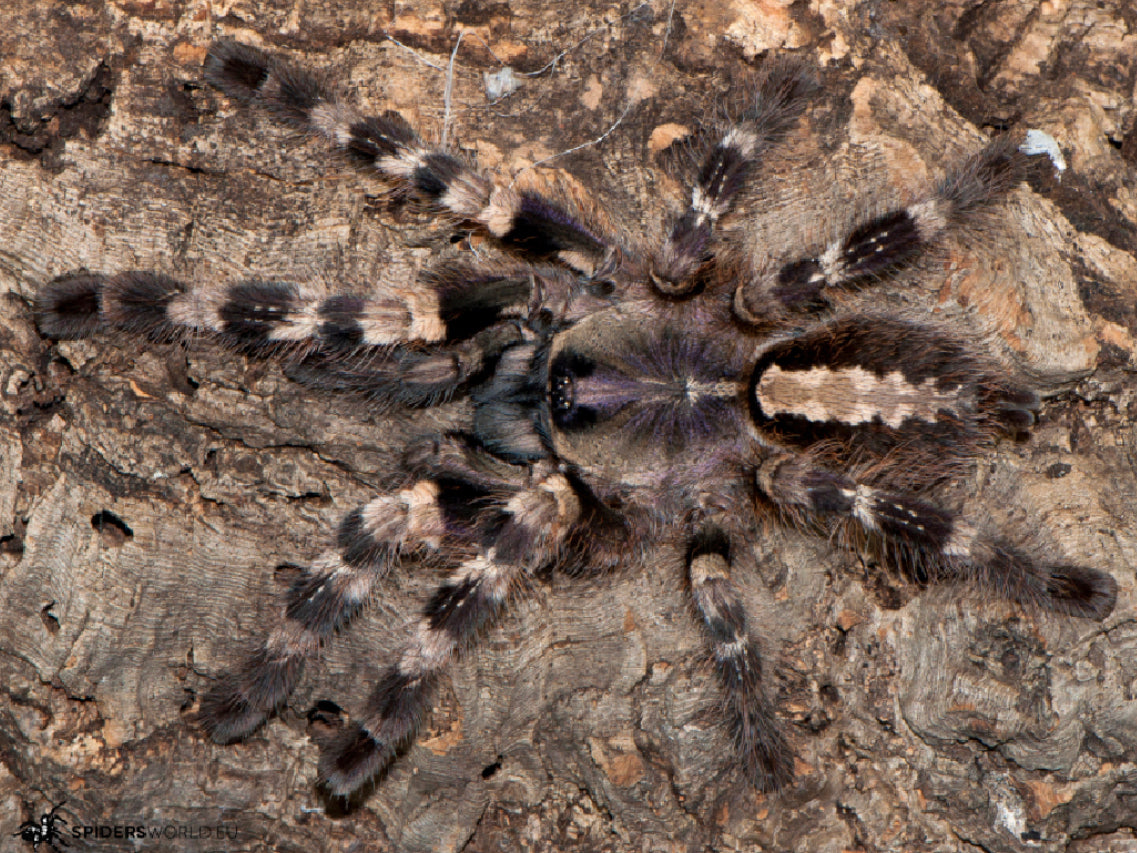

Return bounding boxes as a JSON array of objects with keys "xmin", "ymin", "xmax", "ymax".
[{"xmin": 2, "ymin": 1, "xmax": 1136, "ymax": 851}]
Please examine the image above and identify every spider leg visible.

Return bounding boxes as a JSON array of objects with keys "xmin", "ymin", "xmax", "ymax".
[
  {"xmin": 927, "ymin": 524, "xmax": 1117, "ymax": 620},
  {"xmin": 198, "ymin": 481, "xmax": 456, "ymax": 742},
  {"xmin": 205, "ymin": 41, "xmax": 615, "ymax": 276},
  {"xmin": 284, "ymin": 328, "xmax": 514, "ymax": 408},
  {"xmin": 734, "ymin": 135, "xmax": 1031, "ymax": 325},
  {"xmin": 35, "ymin": 262, "xmax": 537, "ymax": 350},
  {"xmin": 35, "ymin": 265, "xmax": 540, "ymax": 406},
  {"xmin": 318, "ymin": 468, "xmax": 581, "ymax": 797},
  {"xmin": 652, "ymin": 58, "xmax": 815, "ymax": 296},
  {"xmin": 34, "ymin": 271, "xmax": 446, "ymax": 349},
  {"xmin": 756, "ymin": 455, "xmax": 1116, "ymax": 618},
  {"xmin": 686, "ymin": 527, "xmax": 794, "ymax": 791},
  {"xmin": 283, "ymin": 259, "xmax": 604, "ymax": 407}
]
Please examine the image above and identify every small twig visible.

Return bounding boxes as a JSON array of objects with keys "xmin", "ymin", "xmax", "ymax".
[
  {"xmin": 440, "ymin": 31, "xmax": 465, "ymax": 149},
  {"xmin": 383, "ymin": 34, "xmax": 446, "ymax": 71},
  {"xmin": 659, "ymin": 0, "xmax": 677, "ymax": 58},
  {"xmin": 521, "ymin": 1, "xmax": 652, "ymax": 78},
  {"xmin": 511, "ymin": 101, "xmax": 634, "ymax": 185},
  {"xmin": 385, "ymin": 0, "xmax": 653, "ymax": 139}
]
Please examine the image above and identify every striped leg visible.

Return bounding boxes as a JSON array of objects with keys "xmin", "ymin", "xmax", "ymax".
[
  {"xmin": 36, "ymin": 266, "xmax": 536, "ymax": 405},
  {"xmin": 204, "ymin": 41, "xmax": 614, "ymax": 276},
  {"xmin": 756, "ymin": 455, "xmax": 1117, "ymax": 618},
  {"xmin": 199, "ymin": 481, "xmax": 455, "ymax": 742},
  {"xmin": 687, "ymin": 529, "xmax": 793, "ymax": 791},
  {"xmin": 932, "ymin": 527, "xmax": 1117, "ymax": 620},
  {"xmin": 734, "ymin": 135, "xmax": 1031, "ymax": 325},
  {"xmin": 34, "ymin": 272, "xmax": 447, "ymax": 350},
  {"xmin": 757, "ymin": 455, "xmax": 956, "ymax": 574},
  {"xmin": 651, "ymin": 58, "xmax": 814, "ymax": 296},
  {"xmin": 35, "ymin": 263, "xmax": 534, "ymax": 350},
  {"xmin": 318, "ymin": 469, "xmax": 581, "ymax": 796}
]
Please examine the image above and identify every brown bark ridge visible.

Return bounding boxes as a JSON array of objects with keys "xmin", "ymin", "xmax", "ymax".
[{"xmin": 2, "ymin": 1, "xmax": 1135, "ymax": 851}]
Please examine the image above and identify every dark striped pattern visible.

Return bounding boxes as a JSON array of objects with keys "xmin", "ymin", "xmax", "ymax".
[
  {"xmin": 204, "ymin": 40, "xmax": 612, "ymax": 275},
  {"xmin": 317, "ymin": 472, "xmax": 581, "ymax": 796},
  {"xmin": 316, "ymin": 295, "xmax": 367, "ymax": 349},
  {"xmin": 687, "ymin": 533, "xmax": 793, "ymax": 791},
  {"xmin": 218, "ymin": 280, "xmax": 303, "ymax": 349},
  {"xmin": 432, "ymin": 267, "xmax": 532, "ymax": 341},
  {"xmin": 36, "ymin": 270, "xmax": 451, "ymax": 355},
  {"xmin": 758, "ymin": 457, "xmax": 1117, "ymax": 617},
  {"xmin": 344, "ymin": 113, "xmax": 418, "ymax": 164},
  {"xmin": 652, "ymin": 59, "xmax": 814, "ymax": 295},
  {"xmin": 35, "ymin": 272, "xmax": 186, "ymax": 342},
  {"xmin": 199, "ymin": 484, "xmax": 447, "ymax": 744},
  {"xmin": 498, "ymin": 191, "xmax": 608, "ymax": 260},
  {"xmin": 758, "ymin": 457, "xmax": 960, "ymax": 583},
  {"xmin": 839, "ymin": 209, "xmax": 921, "ymax": 279},
  {"xmin": 735, "ymin": 135, "xmax": 1033, "ymax": 326},
  {"xmin": 318, "ymin": 666, "xmax": 436, "ymax": 793}
]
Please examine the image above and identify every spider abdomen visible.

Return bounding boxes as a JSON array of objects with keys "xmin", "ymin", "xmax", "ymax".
[{"xmin": 749, "ymin": 316, "xmax": 1036, "ymax": 468}]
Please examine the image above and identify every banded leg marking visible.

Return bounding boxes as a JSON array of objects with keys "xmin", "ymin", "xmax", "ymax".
[
  {"xmin": 205, "ymin": 41, "xmax": 613, "ymax": 274},
  {"xmin": 652, "ymin": 58, "xmax": 814, "ymax": 295},
  {"xmin": 276, "ymin": 264, "xmax": 533, "ymax": 405},
  {"xmin": 212, "ymin": 280, "xmax": 447, "ymax": 350},
  {"xmin": 199, "ymin": 483, "xmax": 447, "ymax": 743},
  {"xmin": 757, "ymin": 456, "xmax": 957, "ymax": 581},
  {"xmin": 757, "ymin": 456, "xmax": 1117, "ymax": 618},
  {"xmin": 34, "ymin": 272, "xmax": 446, "ymax": 351},
  {"xmin": 318, "ymin": 471, "xmax": 581, "ymax": 796},
  {"xmin": 735, "ymin": 135, "xmax": 1031, "ymax": 325},
  {"xmin": 687, "ymin": 530, "xmax": 793, "ymax": 791},
  {"xmin": 37, "ymin": 264, "xmax": 537, "ymax": 412}
]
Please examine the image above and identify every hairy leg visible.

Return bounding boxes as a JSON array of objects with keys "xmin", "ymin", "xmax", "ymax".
[
  {"xmin": 686, "ymin": 527, "xmax": 794, "ymax": 790},
  {"xmin": 318, "ymin": 468, "xmax": 582, "ymax": 796},
  {"xmin": 652, "ymin": 57, "xmax": 815, "ymax": 295},
  {"xmin": 756, "ymin": 454, "xmax": 1116, "ymax": 618},
  {"xmin": 734, "ymin": 135, "xmax": 1032, "ymax": 325},
  {"xmin": 36, "ymin": 265, "xmax": 538, "ymax": 406},
  {"xmin": 35, "ymin": 271, "xmax": 447, "ymax": 350},
  {"xmin": 205, "ymin": 41, "xmax": 615, "ymax": 276},
  {"xmin": 198, "ymin": 480, "xmax": 459, "ymax": 742},
  {"xmin": 35, "ymin": 254, "xmax": 540, "ymax": 346}
]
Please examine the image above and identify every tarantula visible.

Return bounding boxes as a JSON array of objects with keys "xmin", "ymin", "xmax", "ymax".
[{"xmin": 35, "ymin": 41, "xmax": 1117, "ymax": 798}]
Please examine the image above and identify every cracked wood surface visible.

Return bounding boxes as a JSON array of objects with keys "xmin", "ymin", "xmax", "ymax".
[{"xmin": 2, "ymin": 1, "xmax": 1137, "ymax": 851}]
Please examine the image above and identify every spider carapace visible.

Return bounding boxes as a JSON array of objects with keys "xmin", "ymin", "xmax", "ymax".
[{"xmin": 35, "ymin": 40, "xmax": 1116, "ymax": 798}]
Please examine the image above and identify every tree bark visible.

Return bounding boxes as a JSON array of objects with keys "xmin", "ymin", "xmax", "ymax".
[{"xmin": 2, "ymin": 1, "xmax": 1135, "ymax": 851}]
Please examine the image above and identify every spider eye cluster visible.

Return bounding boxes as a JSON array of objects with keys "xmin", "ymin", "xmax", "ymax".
[
  {"xmin": 550, "ymin": 370, "xmax": 574, "ymax": 412},
  {"xmin": 548, "ymin": 351, "xmax": 597, "ymax": 430}
]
